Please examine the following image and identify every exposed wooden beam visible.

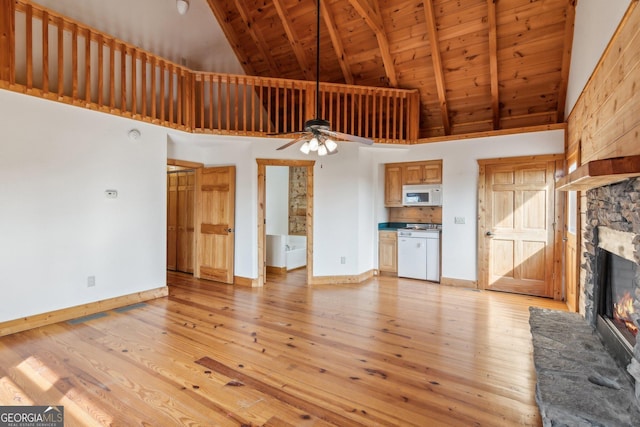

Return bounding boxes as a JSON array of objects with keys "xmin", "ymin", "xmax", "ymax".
[
  {"xmin": 423, "ymin": 0, "xmax": 450, "ymax": 135},
  {"xmin": 487, "ymin": 0, "xmax": 500, "ymax": 130},
  {"xmin": 348, "ymin": 0, "xmax": 398, "ymax": 87},
  {"xmin": 320, "ymin": 0, "xmax": 354, "ymax": 84},
  {"xmin": 206, "ymin": 0, "xmax": 258, "ymax": 76},
  {"xmin": 232, "ymin": 0, "xmax": 281, "ymax": 75},
  {"xmin": 272, "ymin": 0, "xmax": 314, "ymax": 81},
  {"xmin": 556, "ymin": 0, "xmax": 577, "ymax": 123}
]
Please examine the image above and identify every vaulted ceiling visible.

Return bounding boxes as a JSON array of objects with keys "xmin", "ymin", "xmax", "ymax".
[{"xmin": 206, "ymin": 0, "xmax": 576, "ymax": 140}]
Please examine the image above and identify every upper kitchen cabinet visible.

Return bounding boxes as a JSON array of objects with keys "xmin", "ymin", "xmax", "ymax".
[
  {"xmin": 384, "ymin": 164, "xmax": 403, "ymax": 207},
  {"xmin": 385, "ymin": 160, "xmax": 442, "ymax": 207},
  {"xmin": 403, "ymin": 161, "xmax": 442, "ymax": 185}
]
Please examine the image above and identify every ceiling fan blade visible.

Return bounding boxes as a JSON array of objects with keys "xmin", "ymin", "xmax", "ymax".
[
  {"xmin": 318, "ymin": 129, "xmax": 374, "ymax": 145},
  {"xmin": 276, "ymin": 134, "xmax": 309, "ymax": 150}
]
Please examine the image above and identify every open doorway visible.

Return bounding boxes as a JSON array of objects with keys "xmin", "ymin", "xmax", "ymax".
[{"xmin": 257, "ymin": 159, "xmax": 315, "ymax": 287}]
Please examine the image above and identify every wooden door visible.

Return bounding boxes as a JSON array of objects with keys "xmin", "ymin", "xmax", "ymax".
[
  {"xmin": 195, "ymin": 166, "xmax": 236, "ymax": 284},
  {"xmin": 478, "ymin": 158, "xmax": 558, "ymax": 297},
  {"xmin": 177, "ymin": 171, "xmax": 195, "ymax": 273},
  {"xmin": 167, "ymin": 173, "xmax": 178, "ymax": 271}
]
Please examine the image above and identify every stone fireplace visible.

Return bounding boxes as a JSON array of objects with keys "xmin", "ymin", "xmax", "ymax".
[{"xmin": 583, "ymin": 177, "xmax": 640, "ymax": 399}]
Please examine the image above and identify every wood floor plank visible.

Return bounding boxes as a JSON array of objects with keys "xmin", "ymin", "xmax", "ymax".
[{"xmin": 0, "ymin": 270, "xmax": 568, "ymax": 426}]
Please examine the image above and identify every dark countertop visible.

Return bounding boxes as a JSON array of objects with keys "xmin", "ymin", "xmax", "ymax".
[{"xmin": 378, "ymin": 222, "xmax": 407, "ymax": 231}]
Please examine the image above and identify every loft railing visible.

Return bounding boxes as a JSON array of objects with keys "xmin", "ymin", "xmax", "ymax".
[{"xmin": 1, "ymin": 0, "xmax": 420, "ymax": 144}]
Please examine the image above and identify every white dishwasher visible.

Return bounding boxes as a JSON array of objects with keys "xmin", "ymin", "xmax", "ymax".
[{"xmin": 397, "ymin": 227, "xmax": 440, "ymax": 282}]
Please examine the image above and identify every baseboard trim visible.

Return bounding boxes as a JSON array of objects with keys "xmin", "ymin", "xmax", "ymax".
[
  {"xmin": 266, "ymin": 266, "xmax": 287, "ymax": 275},
  {"xmin": 440, "ymin": 277, "xmax": 477, "ymax": 289},
  {"xmin": 309, "ymin": 269, "xmax": 375, "ymax": 285},
  {"xmin": 0, "ymin": 286, "xmax": 169, "ymax": 337},
  {"xmin": 234, "ymin": 276, "xmax": 260, "ymax": 287}
]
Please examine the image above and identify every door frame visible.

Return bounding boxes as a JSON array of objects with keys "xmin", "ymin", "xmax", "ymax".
[
  {"xmin": 167, "ymin": 158, "xmax": 204, "ymax": 275},
  {"xmin": 477, "ymin": 154, "xmax": 564, "ymax": 299},
  {"xmin": 257, "ymin": 159, "xmax": 315, "ymax": 287}
]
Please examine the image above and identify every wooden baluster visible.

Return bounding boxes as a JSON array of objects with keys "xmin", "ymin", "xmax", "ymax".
[
  {"xmin": 0, "ymin": 0, "xmax": 15, "ymax": 83},
  {"xmin": 150, "ymin": 56, "xmax": 156, "ymax": 120},
  {"xmin": 274, "ymin": 79, "xmax": 279, "ymax": 134},
  {"xmin": 233, "ymin": 76, "xmax": 240, "ymax": 131},
  {"xmin": 131, "ymin": 50, "xmax": 137, "ymax": 116},
  {"xmin": 71, "ymin": 23, "xmax": 78, "ymax": 100},
  {"xmin": 176, "ymin": 68, "xmax": 182, "ymax": 126},
  {"xmin": 168, "ymin": 64, "xmax": 174, "ymax": 124},
  {"xmin": 97, "ymin": 34, "xmax": 103, "ymax": 107},
  {"xmin": 85, "ymin": 29, "xmax": 91, "ymax": 104},
  {"xmin": 283, "ymin": 81, "xmax": 288, "ymax": 133},
  {"xmin": 208, "ymin": 74, "xmax": 214, "ymax": 130},
  {"xmin": 267, "ymin": 83, "xmax": 272, "ymax": 133},
  {"xmin": 217, "ymin": 75, "xmax": 222, "ymax": 130},
  {"xmin": 399, "ymin": 93, "xmax": 404, "ymax": 142},
  {"xmin": 25, "ymin": 4, "xmax": 32, "ymax": 89},
  {"xmin": 225, "ymin": 75, "xmax": 230, "ymax": 131},
  {"xmin": 242, "ymin": 77, "xmax": 248, "ymax": 132},
  {"xmin": 259, "ymin": 78, "xmax": 264, "ymax": 132},
  {"xmin": 120, "ymin": 44, "xmax": 126, "ymax": 113},
  {"xmin": 41, "ymin": 11, "xmax": 49, "ymax": 93},
  {"xmin": 58, "ymin": 18, "xmax": 64, "ymax": 98},
  {"xmin": 159, "ymin": 61, "xmax": 165, "ymax": 122},
  {"xmin": 108, "ymin": 38, "xmax": 115, "ymax": 110},
  {"xmin": 199, "ymin": 74, "xmax": 204, "ymax": 130},
  {"xmin": 386, "ymin": 90, "xmax": 391, "ymax": 142},
  {"xmin": 250, "ymin": 77, "xmax": 255, "ymax": 132},
  {"xmin": 141, "ymin": 53, "xmax": 147, "ymax": 118}
]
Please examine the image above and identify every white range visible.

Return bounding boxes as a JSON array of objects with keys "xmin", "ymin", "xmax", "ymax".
[{"xmin": 397, "ymin": 224, "xmax": 441, "ymax": 282}]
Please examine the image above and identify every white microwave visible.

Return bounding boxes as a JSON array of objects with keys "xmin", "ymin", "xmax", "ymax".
[{"xmin": 402, "ymin": 184, "xmax": 442, "ymax": 206}]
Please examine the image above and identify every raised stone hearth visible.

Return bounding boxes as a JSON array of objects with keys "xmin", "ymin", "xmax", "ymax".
[{"xmin": 530, "ymin": 307, "xmax": 640, "ymax": 426}]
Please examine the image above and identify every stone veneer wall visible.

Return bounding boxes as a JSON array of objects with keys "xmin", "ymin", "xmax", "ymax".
[
  {"xmin": 583, "ymin": 177, "xmax": 640, "ymax": 399},
  {"xmin": 583, "ymin": 178, "xmax": 640, "ymax": 324},
  {"xmin": 288, "ymin": 166, "xmax": 307, "ymax": 235}
]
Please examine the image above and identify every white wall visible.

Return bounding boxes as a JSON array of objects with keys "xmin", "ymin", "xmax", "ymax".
[
  {"xmin": 0, "ymin": 90, "xmax": 167, "ymax": 322},
  {"xmin": 565, "ymin": 0, "xmax": 631, "ymax": 116},
  {"xmin": 265, "ymin": 166, "xmax": 289, "ymax": 236}
]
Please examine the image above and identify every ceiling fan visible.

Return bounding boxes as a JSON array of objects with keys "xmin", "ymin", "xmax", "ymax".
[{"xmin": 274, "ymin": 0, "xmax": 374, "ymax": 155}]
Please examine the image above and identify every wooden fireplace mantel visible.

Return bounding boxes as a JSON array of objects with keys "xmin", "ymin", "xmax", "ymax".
[{"xmin": 555, "ymin": 155, "xmax": 640, "ymax": 191}]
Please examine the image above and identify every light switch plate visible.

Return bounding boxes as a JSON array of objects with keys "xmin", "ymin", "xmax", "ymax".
[{"xmin": 454, "ymin": 216, "xmax": 465, "ymax": 224}]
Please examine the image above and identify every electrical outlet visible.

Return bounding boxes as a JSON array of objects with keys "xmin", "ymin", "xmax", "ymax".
[
  {"xmin": 340, "ymin": 256, "xmax": 346, "ymax": 264},
  {"xmin": 87, "ymin": 276, "xmax": 96, "ymax": 287},
  {"xmin": 454, "ymin": 216, "xmax": 465, "ymax": 224}
]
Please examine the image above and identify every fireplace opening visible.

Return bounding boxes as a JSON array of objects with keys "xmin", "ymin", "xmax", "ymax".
[{"xmin": 595, "ymin": 247, "xmax": 638, "ymax": 369}]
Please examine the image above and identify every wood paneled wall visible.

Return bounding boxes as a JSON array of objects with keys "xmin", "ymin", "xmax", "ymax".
[{"xmin": 567, "ymin": 2, "xmax": 640, "ymax": 162}]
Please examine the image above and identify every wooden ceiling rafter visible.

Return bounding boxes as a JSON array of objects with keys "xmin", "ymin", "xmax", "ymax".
[
  {"xmin": 556, "ymin": 0, "xmax": 577, "ymax": 123},
  {"xmin": 231, "ymin": 0, "xmax": 281, "ymax": 75},
  {"xmin": 205, "ymin": 0, "xmax": 257, "ymax": 76},
  {"xmin": 487, "ymin": 0, "xmax": 500, "ymax": 130},
  {"xmin": 272, "ymin": 0, "xmax": 314, "ymax": 81},
  {"xmin": 347, "ymin": 0, "xmax": 398, "ymax": 87},
  {"xmin": 320, "ymin": 0, "xmax": 354, "ymax": 84},
  {"xmin": 423, "ymin": 0, "xmax": 450, "ymax": 135}
]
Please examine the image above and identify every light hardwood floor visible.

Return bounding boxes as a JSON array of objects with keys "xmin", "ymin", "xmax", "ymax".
[{"xmin": 0, "ymin": 270, "xmax": 567, "ymax": 426}]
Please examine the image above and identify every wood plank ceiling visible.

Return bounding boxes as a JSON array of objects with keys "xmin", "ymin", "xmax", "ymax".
[{"xmin": 206, "ymin": 0, "xmax": 576, "ymax": 140}]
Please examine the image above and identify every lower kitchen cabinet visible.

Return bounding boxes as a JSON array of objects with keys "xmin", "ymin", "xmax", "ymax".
[{"xmin": 378, "ymin": 230, "xmax": 398, "ymax": 274}]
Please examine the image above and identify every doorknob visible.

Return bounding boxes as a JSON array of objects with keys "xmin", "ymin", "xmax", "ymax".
[{"xmin": 486, "ymin": 231, "xmax": 494, "ymax": 236}]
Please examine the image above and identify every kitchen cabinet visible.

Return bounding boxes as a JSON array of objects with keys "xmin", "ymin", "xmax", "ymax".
[
  {"xmin": 384, "ymin": 160, "xmax": 442, "ymax": 207},
  {"xmin": 378, "ymin": 230, "xmax": 398, "ymax": 274},
  {"xmin": 384, "ymin": 164, "xmax": 403, "ymax": 207},
  {"xmin": 403, "ymin": 161, "xmax": 442, "ymax": 184}
]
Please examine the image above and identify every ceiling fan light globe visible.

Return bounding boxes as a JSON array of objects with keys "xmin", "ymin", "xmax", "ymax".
[
  {"xmin": 309, "ymin": 137, "xmax": 319, "ymax": 151},
  {"xmin": 318, "ymin": 144, "xmax": 328, "ymax": 156},
  {"xmin": 325, "ymin": 139, "xmax": 337, "ymax": 152},
  {"xmin": 300, "ymin": 141, "xmax": 311, "ymax": 154}
]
